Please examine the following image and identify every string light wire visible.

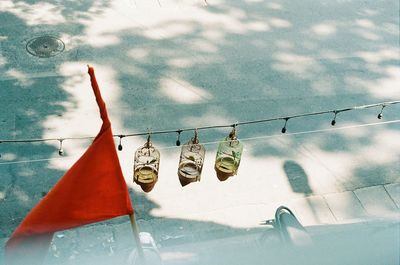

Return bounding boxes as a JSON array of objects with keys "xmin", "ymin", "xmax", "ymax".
[
  {"xmin": 161, "ymin": 119, "xmax": 400, "ymax": 150},
  {"xmin": 0, "ymin": 100, "xmax": 398, "ymax": 145},
  {"xmin": 1, "ymin": 119, "xmax": 399, "ymax": 166}
]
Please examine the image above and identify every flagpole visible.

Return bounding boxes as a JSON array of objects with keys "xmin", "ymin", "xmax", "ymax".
[{"xmin": 129, "ymin": 213, "xmax": 145, "ymax": 262}]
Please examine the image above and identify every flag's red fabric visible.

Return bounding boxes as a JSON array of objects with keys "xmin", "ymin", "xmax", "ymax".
[{"xmin": 5, "ymin": 66, "xmax": 133, "ymax": 264}]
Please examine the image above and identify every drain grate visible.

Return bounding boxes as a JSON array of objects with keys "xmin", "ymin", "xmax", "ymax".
[{"xmin": 26, "ymin": 36, "xmax": 65, "ymax": 58}]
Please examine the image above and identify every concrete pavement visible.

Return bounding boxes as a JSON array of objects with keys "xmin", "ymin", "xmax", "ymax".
[{"xmin": 0, "ymin": 0, "xmax": 399, "ymax": 264}]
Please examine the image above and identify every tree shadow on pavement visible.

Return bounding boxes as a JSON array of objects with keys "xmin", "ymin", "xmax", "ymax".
[{"xmin": 1, "ymin": 0, "xmax": 399, "ymax": 263}]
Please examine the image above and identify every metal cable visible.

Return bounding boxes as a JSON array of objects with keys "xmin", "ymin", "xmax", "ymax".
[{"xmin": 0, "ymin": 100, "xmax": 398, "ymax": 145}]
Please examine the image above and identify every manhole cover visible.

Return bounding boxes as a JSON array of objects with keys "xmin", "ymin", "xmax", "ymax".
[{"xmin": 26, "ymin": 36, "xmax": 65, "ymax": 58}]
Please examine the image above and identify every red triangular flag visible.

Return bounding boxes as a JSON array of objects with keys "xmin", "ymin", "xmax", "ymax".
[{"xmin": 5, "ymin": 66, "xmax": 133, "ymax": 264}]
